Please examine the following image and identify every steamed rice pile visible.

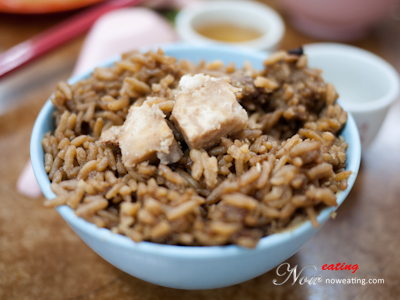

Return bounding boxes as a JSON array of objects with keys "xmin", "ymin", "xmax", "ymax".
[{"xmin": 43, "ymin": 48, "xmax": 351, "ymax": 248}]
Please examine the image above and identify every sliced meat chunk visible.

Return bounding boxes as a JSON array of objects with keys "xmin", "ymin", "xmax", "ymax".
[
  {"xmin": 120, "ymin": 102, "xmax": 182, "ymax": 167},
  {"xmin": 98, "ymin": 102, "xmax": 182, "ymax": 167},
  {"xmin": 172, "ymin": 74, "xmax": 248, "ymax": 150}
]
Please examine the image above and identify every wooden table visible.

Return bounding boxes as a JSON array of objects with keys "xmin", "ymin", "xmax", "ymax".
[{"xmin": 1, "ymin": 2, "xmax": 400, "ymax": 299}]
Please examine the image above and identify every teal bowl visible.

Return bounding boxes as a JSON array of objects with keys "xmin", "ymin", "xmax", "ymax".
[{"xmin": 31, "ymin": 44, "xmax": 361, "ymax": 290}]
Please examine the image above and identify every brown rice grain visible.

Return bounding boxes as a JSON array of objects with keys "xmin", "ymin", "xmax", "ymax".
[
  {"xmin": 76, "ymin": 199, "xmax": 109, "ymax": 217},
  {"xmin": 76, "ymin": 147, "xmax": 87, "ymax": 166},
  {"xmin": 149, "ymin": 220, "xmax": 172, "ymax": 239},
  {"xmin": 44, "ymin": 153, "xmax": 53, "ymax": 173},
  {"xmin": 334, "ymin": 170, "xmax": 352, "ymax": 182},
  {"xmin": 63, "ymin": 145, "xmax": 76, "ymax": 171},
  {"xmin": 305, "ymin": 206, "xmax": 319, "ymax": 228},
  {"xmin": 44, "ymin": 195, "xmax": 69, "ymax": 207},
  {"xmin": 209, "ymin": 221, "xmax": 241, "ymax": 236},
  {"xmin": 48, "ymin": 156, "xmax": 63, "ymax": 180},
  {"xmin": 125, "ymin": 77, "xmax": 151, "ymax": 94},
  {"xmin": 222, "ymin": 193, "xmax": 258, "ymax": 210},
  {"xmin": 166, "ymin": 199, "xmax": 202, "ymax": 221},
  {"xmin": 305, "ymin": 187, "xmax": 337, "ymax": 206},
  {"xmin": 67, "ymin": 187, "xmax": 85, "ymax": 209},
  {"xmin": 77, "ymin": 160, "xmax": 97, "ymax": 181},
  {"xmin": 52, "ymin": 170, "xmax": 63, "ymax": 183},
  {"xmin": 93, "ymin": 118, "xmax": 103, "ymax": 138}
]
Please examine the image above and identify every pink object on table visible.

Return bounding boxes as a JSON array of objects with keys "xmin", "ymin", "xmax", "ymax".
[
  {"xmin": 74, "ymin": 7, "xmax": 178, "ymax": 75},
  {"xmin": 18, "ymin": 7, "xmax": 179, "ymax": 198},
  {"xmin": 279, "ymin": 0, "xmax": 396, "ymax": 41},
  {"xmin": 17, "ymin": 159, "xmax": 43, "ymax": 198}
]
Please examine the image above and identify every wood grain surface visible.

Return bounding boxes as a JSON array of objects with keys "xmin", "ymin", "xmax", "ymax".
[{"xmin": 1, "ymin": 2, "xmax": 400, "ymax": 299}]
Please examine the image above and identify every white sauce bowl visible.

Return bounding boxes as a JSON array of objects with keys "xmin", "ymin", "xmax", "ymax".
[
  {"xmin": 305, "ymin": 43, "xmax": 400, "ymax": 149},
  {"xmin": 175, "ymin": 1, "xmax": 285, "ymax": 51}
]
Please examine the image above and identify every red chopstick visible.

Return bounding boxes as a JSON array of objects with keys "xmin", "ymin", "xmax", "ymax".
[{"xmin": 0, "ymin": 0, "xmax": 145, "ymax": 79}]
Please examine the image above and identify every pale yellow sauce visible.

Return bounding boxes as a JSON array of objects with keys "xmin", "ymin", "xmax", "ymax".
[{"xmin": 195, "ymin": 23, "xmax": 263, "ymax": 43}]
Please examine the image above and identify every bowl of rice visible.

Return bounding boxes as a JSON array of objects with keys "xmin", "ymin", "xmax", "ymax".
[{"xmin": 31, "ymin": 43, "xmax": 361, "ymax": 290}]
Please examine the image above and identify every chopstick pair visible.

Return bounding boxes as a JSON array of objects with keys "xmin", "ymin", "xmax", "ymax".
[{"xmin": 0, "ymin": 0, "xmax": 145, "ymax": 79}]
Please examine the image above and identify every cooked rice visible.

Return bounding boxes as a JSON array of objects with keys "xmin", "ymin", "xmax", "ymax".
[{"xmin": 42, "ymin": 47, "xmax": 350, "ymax": 248}]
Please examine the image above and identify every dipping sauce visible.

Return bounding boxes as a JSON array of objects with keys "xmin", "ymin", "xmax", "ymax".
[{"xmin": 195, "ymin": 23, "xmax": 263, "ymax": 43}]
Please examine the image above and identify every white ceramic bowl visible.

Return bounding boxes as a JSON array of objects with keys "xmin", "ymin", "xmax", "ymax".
[
  {"xmin": 304, "ymin": 43, "xmax": 400, "ymax": 149},
  {"xmin": 31, "ymin": 44, "xmax": 361, "ymax": 290},
  {"xmin": 175, "ymin": 1, "xmax": 285, "ymax": 51}
]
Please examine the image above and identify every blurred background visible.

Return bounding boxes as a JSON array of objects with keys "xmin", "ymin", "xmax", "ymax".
[{"xmin": 1, "ymin": 0, "xmax": 400, "ymax": 299}]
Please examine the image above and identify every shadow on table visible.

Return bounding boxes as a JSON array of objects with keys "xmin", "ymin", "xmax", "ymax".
[{"xmin": 101, "ymin": 254, "xmax": 310, "ymax": 300}]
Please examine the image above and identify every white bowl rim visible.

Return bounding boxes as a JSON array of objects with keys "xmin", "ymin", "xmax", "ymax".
[
  {"xmin": 31, "ymin": 43, "xmax": 361, "ymax": 259},
  {"xmin": 304, "ymin": 43, "xmax": 400, "ymax": 113},
  {"xmin": 175, "ymin": 1, "xmax": 285, "ymax": 51}
]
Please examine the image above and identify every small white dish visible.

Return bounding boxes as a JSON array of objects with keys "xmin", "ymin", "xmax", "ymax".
[
  {"xmin": 305, "ymin": 43, "xmax": 400, "ymax": 149},
  {"xmin": 175, "ymin": 1, "xmax": 285, "ymax": 51}
]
